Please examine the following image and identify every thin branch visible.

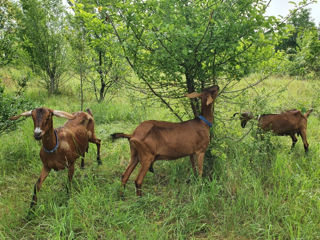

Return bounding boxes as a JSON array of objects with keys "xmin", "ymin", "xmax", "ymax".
[
  {"xmin": 222, "ymin": 74, "xmax": 271, "ymax": 95},
  {"xmin": 106, "ymin": 13, "xmax": 183, "ymax": 121}
]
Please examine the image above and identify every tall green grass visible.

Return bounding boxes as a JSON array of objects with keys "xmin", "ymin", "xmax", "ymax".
[{"xmin": 0, "ymin": 74, "xmax": 319, "ymax": 239}]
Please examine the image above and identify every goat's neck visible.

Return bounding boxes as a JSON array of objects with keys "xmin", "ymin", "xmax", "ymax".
[
  {"xmin": 200, "ymin": 103, "xmax": 213, "ymax": 123},
  {"xmin": 42, "ymin": 127, "xmax": 57, "ymax": 151}
]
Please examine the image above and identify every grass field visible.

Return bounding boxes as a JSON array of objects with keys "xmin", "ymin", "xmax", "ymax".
[{"xmin": 0, "ymin": 73, "xmax": 319, "ymax": 239}]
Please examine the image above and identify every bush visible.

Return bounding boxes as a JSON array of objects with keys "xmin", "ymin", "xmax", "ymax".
[
  {"xmin": 287, "ymin": 29, "xmax": 320, "ymax": 78},
  {"xmin": 0, "ymin": 80, "xmax": 35, "ymax": 134}
]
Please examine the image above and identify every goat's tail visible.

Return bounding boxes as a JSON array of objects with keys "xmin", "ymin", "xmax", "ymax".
[
  {"xmin": 111, "ymin": 133, "xmax": 132, "ymax": 141},
  {"xmin": 304, "ymin": 109, "xmax": 313, "ymax": 118},
  {"xmin": 86, "ymin": 108, "xmax": 93, "ymax": 117}
]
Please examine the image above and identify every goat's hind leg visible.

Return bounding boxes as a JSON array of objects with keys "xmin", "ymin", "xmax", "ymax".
[
  {"xmin": 196, "ymin": 152, "xmax": 205, "ymax": 177},
  {"xmin": 80, "ymin": 152, "xmax": 85, "ymax": 169},
  {"xmin": 29, "ymin": 167, "xmax": 50, "ymax": 212},
  {"xmin": 121, "ymin": 146, "xmax": 139, "ymax": 189},
  {"xmin": 300, "ymin": 129, "xmax": 309, "ymax": 152},
  {"xmin": 190, "ymin": 154, "xmax": 197, "ymax": 175},
  {"xmin": 135, "ymin": 156, "xmax": 153, "ymax": 197},
  {"xmin": 66, "ymin": 164, "xmax": 75, "ymax": 195},
  {"xmin": 90, "ymin": 137, "xmax": 102, "ymax": 165},
  {"xmin": 290, "ymin": 134, "xmax": 298, "ymax": 151},
  {"xmin": 81, "ymin": 146, "xmax": 89, "ymax": 169}
]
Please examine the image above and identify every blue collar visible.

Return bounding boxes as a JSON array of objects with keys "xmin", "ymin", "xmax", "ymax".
[
  {"xmin": 198, "ymin": 115, "xmax": 212, "ymax": 128},
  {"xmin": 43, "ymin": 130, "xmax": 60, "ymax": 153}
]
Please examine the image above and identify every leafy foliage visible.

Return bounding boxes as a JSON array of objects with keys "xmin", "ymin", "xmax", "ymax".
[
  {"xmin": 287, "ymin": 28, "xmax": 320, "ymax": 77},
  {"xmin": 100, "ymin": 0, "xmax": 277, "ymax": 118},
  {"xmin": 68, "ymin": 1, "xmax": 129, "ymax": 103},
  {"xmin": 0, "ymin": 0, "xmax": 20, "ymax": 66},
  {"xmin": 276, "ymin": 8, "xmax": 316, "ymax": 53},
  {"xmin": 274, "ymin": 7, "xmax": 320, "ymax": 77},
  {"xmin": 17, "ymin": 0, "xmax": 69, "ymax": 94},
  {"xmin": 0, "ymin": 81, "xmax": 34, "ymax": 135},
  {"xmin": 0, "ymin": 75, "xmax": 319, "ymax": 239}
]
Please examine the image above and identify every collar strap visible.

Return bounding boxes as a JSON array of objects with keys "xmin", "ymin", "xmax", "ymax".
[
  {"xmin": 43, "ymin": 130, "xmax": 60, "ymax": 153},
  {"xmin": 199, "ymin": 115, "xmax": 212, "ymax": 128}
]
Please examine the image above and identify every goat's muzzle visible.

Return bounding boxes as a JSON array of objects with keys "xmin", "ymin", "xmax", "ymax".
[
  {"xmin": 34, "ymin": 133, "xmax": 42, "ymax": 140},
  {"xmin": 241, "ymin": 120, "xmax": 247, "ymax": 128},
  {"xmin": 34, "ymin": 128, "xmax": 43, "ymax": 140}
]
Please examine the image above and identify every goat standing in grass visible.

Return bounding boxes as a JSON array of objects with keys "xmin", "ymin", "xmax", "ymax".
[
  {"xmin": 111, "ymin": 85, "xmax": 219, "ymax": 196},
  {"xmin": 234, "ymin": 109, "xmax": 313, "ymax": 152},
  {"xmin": 10, "ymin": 108, "xmax": 101, "ymax": 209}
]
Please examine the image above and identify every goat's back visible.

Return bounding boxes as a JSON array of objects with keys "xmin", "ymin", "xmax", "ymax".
[
  {"xmin": 63, "ymin": 111, "xmax": 97, "ymax": 138},
  {"xmin": 64, "ymin": 111, "xmax": 93, "ymax": 128},
  {"xmin": 259, "ymin": 111, "xmax": 307, "ymax": 134},
  {"xmin": 131, "ymin": 120, "xmax": 210, "ymax": 160}
]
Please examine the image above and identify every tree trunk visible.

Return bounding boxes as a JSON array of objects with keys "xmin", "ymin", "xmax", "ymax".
[
  {"xmin": 98, "ymin": 50, "xmax": 105, "ymax": 103},
  {"xmin": 50, "ymin": 76, "xmax": 55, "ymax": 95},
  {"xmin": 186, "ymin": 72, "xmax": 199, "ymax": 117},
  {"xmin": 80, "ymin": 71, "xmax": 84, "ymax": 111}
]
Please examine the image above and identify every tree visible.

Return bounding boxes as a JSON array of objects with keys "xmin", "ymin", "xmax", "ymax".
[
  {"xmin": 68, "ymin": 1, "xmax": 129, "ymax": 103},
  {"xmin": 288, "ymin": 28, "xmax": 320, "ymax": 77},
  {"xmin": 276, "ymin": 8, "xmax": 315, "ymax": 53},
  {"xmin": 17, "ymin": 0, "xmax": 69, "ymax": 94},
  {"xmin": 67, "ymin": 4, "xmax": 91, "ymax": 110},
  {"xmin": 0, "ymin": 80, "xmax": 34, "ymax": 135},
  {"xmin": 98, "ymin": 0, "xmax": 277, "ymax": 119},
  {"xmin": 0, "ymin": 0, "xmax": 19, "ymax": 66}
]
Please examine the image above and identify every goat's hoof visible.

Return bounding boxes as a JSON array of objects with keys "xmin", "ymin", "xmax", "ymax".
[
  {"xmin": 120, "ymin": 194, "xmax": 125, "ymax": 201},
  {"xmin": 97, "ymin": 158, "xmax": 102, "ymax": 165},
  {"xmin": 26, "ymin": 208, "xmax": 36, "ymax": 220},
  {"xmin": 119, "ymin": 190, "xmax": 125, "ymax": 200}
]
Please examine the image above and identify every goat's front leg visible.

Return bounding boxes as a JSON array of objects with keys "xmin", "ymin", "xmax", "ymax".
[
  {"xmin": 290, "ymin": 134, "xmax": 298, "ymax": 150},
  {"xmin": 196, "ymin": 152, "xmax": 205, "ymax": 177},
  {"xmin": 190, "ymin": 154, "xmax": 197, "ymax": 175},
  {"xmin": 30, "ymin": 166, "xmax": 50, "ymax": 210}
]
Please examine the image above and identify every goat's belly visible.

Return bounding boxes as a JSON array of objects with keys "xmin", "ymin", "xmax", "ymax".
[
  {"xmin": 46, "ymin": 159, "xmax": 67, "ymax": 171},
  {"xmin": 43, "ymin": 153, "xmax": 80, "ymax": 171},
  {"xmin": 156, "ymin": 153, "xmax": 189, "ymax": 161},
  {"xmin": 275, "ymin": 129, "xmax": 298, "ymax": 136}
]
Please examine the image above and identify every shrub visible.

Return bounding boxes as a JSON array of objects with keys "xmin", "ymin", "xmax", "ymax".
[{"xmin": 0, "ymin": 80, "xmax": 35, "ymax": 134}]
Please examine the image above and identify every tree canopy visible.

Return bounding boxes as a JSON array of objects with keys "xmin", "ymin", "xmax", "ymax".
[{"xmin": 87, "ymin": 0, "xmax": 279, "ymax": 118}]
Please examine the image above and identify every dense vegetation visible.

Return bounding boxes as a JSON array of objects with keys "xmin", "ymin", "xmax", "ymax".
[
  {"xmin": 1, "ymin": 73, "xmax": 319, "ymax": 239},
  {"xmin": 0, "ymin": 0, "xmax": 320, "ymax": 239}
]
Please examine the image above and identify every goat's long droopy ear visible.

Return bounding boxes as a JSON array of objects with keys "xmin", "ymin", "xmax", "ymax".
[
  {"xmin": 186, "ymin": 92, "xmax": 202, "ymax": 98},
  {"xmin": 10, "ymin": 110, "xmax": 32, "ymax": 120},
  {"xmin": 206, "ymin": 95, "xmax": 214, "ymax": 105},
  {"xmin": 52, "ymin": 110, "xmax": 75, "ymax": 120}
]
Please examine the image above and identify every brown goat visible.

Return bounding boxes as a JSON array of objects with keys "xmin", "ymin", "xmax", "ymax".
[
  {"xmin": 10, "ymin": 107, "xmax": 101, "ymax": 209},
  {"xmin": 111, "ymin": 85, "xmax": 219, "ymax": 196},
  {"xmin": 234, "ymin": 109, "xmax": 313, "ymax": 152}
]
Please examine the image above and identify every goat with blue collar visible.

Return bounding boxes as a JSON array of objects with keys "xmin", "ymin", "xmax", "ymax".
[
  {"xmin": 111, "ymin": 85, "xmax": 219, "ymax": 197},
  {"xmin": 10, "ymin": 107, "xmax": 101, "ymax": 211}
]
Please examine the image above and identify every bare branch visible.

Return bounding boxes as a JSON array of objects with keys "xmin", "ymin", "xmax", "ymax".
[{"xmin": 221, "ymin": 74, "xmax": 271, "ymax": 95}]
